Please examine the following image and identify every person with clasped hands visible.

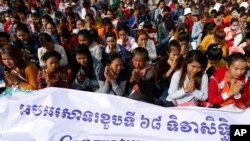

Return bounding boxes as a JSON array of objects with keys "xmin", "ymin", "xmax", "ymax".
[{"xmin": 208, "ymin": 52, "xmax": 249, "ymax": 109}]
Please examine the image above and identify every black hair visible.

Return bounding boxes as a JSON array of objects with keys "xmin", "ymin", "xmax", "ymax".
[
  {"xmin": 120, "ymin": 1, "xmax": 125, "ymax": 5},
  {"xmin": 201, "ymin": 22, "xmax": 216, "ymax": 40},
  {"xmin": 178, "ymin": 32, "xmax": 190, "ymax": 42},
  {"xmin": 77, "ymin": 29, "xmax": 91, "ymax": 42},
  {"xmin": 50, "ymin": 1, "xmax": 56, "ymax": 7},
  {"xmin": 227, "ymin": 52, "xmax": 247, "ymax": 66},
  {"xmin": 165, "ymin": 20, "xmax": 175, "ymax": 32},
  {"xmin": 246, "ymin": 22, "xmax": 250, "ymax": 31},
  {"xmin": 82, "ymin": 0, "xmax": 91, "ymax": 7},
  {"xmin": 157, "ymin": 0, "xmax": 165, "ymax": 6},
  {"xmin": 85, "ymin": 13, "xmax": 95, "ymax": 20},
  {"xmin": 102, "ymin": 17, "xmax": 112, "ymax": 25},
  {"xmin": 0, "ymin": 32, "xmax": 10, "ymax": 40},
  {"xmin": 232, "ymin": 2, "xmax": 239, "ymax": 10},
  {"xmin": 42, "ymin": 14, "xmax": 54, "ymax": 24},
  {"xmin": 230, "ymin": 18, "xmax": 239, "ymax": 25},
  {"xmin": 72, "ymin": 44, "xmax": 94, "ymax": 79},
  {"xmin": 76, "ymin": 18, "xmax": 85, "ymax": 24},
  {"xmin": 55, "ymin": 11, "xmax": 64, "ymax": 18},
  {"xmin": 238, "ymin": 7, "xmax": 246, "ymax": 14},
  {"xmin": 178, "ymin": 50, "xmax": 207, "ymax": 89},
  {"xmin": 175, "ymin": 23, "xmax": 188, "ymax": 34},
  {"xmin": 215, "ymin": 11, "xmax": 224, "ymax": 18},
  {"xmin": 65, "ymin": 7, "xmax": 74, "ymax": 15},
  {"xmin": 15, "ymin": 23, "xmax": 30, "ymax": 33},
  {"xmin": 105, "ymin": 31, "xmax": 117, "ymax": 40},
  {"xmin": 105, "ymin": 8, "xmax": 115, "ymax": 16},
  {"xmin": 166, "ymin": 40, "xmax": 181, "ymax": 56},
  {"xmin": 88, "ymin": 28, "xmax": 98, "ymax": 42},
  {"xmin": 206, "ymin": 22, "xmax": 216, "ymax": 31},
  {"xmin": 11, "ymin": 14, "xmax": 20, "ymax": 21},
  {"xmin": 39, "ymin": 32, "xmax": 53, "ymax": 43},
  {"xmin": 66, "ymin": 11, "xmax": 76, "ymax": 19},
  {"xmin": 210, "ymin": 9, "xmax": 217, "ymax": 16},
  {"xmin": 143, "ymin": 21, "xmax": 152, "ymax": 29},
  {"xmin": 240, "ymin": 11, "xmax": 247, "ymax": 17},
  {"xmin": 206, "ymin": 44, "xmax": 223, "ymax": 60},
  {"xmin": 117, "ymin": 25, "xmax": 130, "ymax": 34},
  {"xmin": 59, "ymin": 30, "xmax": 71, "ymax": 39},
  {"xmin": 132, "ymin": 47, "xmax": 149, "ymax": 61},
  {"xmin": 30, "ymin": 13, "xmax": 38, "ymax": 18},
  {"xmin": 244, "ymin": 46, "xmax": 250, "ymax": 59},
  {"xmin": 43, "ymin": 3, "xmax": 51, "ymax": 9},
  {"xmin": 77, "ymin": 29, "xmax": 90, "ymax": 39},
  {"xmin": 41, "ymin": 50, "xmax": 61, "ymax": 61},
  {"xmin": 105, "ymin": 52, "xmax": 122, "ymax": 64},
  {"xmin": 46, "ymin": 21, "xmax": 56, "ymax": 29},
  {"xmin": 30, "ymin": 4, "xmax": 39, "ymax": 11},
  {"xmin": 16, "ymin": 7, "xmax": 26, "ymax": 15},
  {"xmin": 246, "ymin": 32, "xmax": 250, "ymax": 39},
  {"xmin": 163, "ymin": 6, "xmax": 171, "ymax": 12}
]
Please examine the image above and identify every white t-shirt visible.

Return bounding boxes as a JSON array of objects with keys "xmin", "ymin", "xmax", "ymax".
[
  {"xmin": 38, "ymin": 44, "xmax": 68, "ymax": 67},
  {"xmin": 131, "ymin": 39, "xmax": 157, "ymax": 63}
]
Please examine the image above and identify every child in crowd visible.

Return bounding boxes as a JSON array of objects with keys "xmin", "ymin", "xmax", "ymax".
[
  {"xmin": 127, "ymin": 47, "xmax": 155, "ymax": 103},
  {"xmin": 206, "ymin": 44, "xmax": 226, "ymax": 78},
  {"xmin": 37, "ymin": 50, "xmax": 69, "ymax": 89}
]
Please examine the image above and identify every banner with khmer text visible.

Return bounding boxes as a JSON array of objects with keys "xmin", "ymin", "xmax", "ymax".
[{"xmin": 0, "ymin": 87, "xmax": 250, "ymax": 141}]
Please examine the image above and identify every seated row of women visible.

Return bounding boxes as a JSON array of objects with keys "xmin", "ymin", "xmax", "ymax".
[{"xmin": 1, "ymin": 42, "xmax": 250, "ymax": 109}]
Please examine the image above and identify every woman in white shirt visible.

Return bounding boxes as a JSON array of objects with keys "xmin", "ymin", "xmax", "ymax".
[
  {"xmin": 166, "ymin": 50, "xmax": 208, "ymax": 107},
  {"xmin": 117, "ymin": 25, "xmax": 136, "ymax": 59},
  {"xmin": 38, "ymin": 33, "xmax": 68, "ymax": 68},
  {"xmin": 131, "ymin": 29, "xmax": 157, "ymax": 64}
]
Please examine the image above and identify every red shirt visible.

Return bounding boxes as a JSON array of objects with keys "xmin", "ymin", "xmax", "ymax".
[
  {"xmin": 60, "ymin": 35, "xmax": 78, "ymax": 54},
  {"xmin": 185, "ymin": 17, "xmax": 194, "ymax": 33},
  {"xmin": 3, "ymin": 21, "xmax": 10, "ymax": 33},
  {"xmin": 208, "ymin": 67, "xmax": 248, "ymax": 108}
]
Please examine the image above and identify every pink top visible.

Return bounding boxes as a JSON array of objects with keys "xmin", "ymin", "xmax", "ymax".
[{"xmin": 224, "ymin": 27, "xmax": 243, "ymax": 47}]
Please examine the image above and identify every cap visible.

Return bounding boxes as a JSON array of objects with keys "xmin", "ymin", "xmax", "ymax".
[{"xmin": 184, "ymin": 8, "xmax": 192, "ymax": 15}]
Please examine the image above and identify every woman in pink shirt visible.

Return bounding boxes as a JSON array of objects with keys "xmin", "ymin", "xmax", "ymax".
[{"xmin": 224, "ymin": 18, "xmax": 243, "ymax": 48}]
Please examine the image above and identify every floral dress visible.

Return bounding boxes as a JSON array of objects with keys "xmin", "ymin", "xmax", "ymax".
[{"xmin": 37, "ymin": 68, "xmax": 69, "ymax": 89}]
